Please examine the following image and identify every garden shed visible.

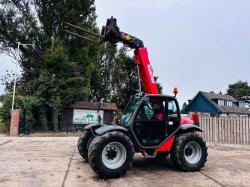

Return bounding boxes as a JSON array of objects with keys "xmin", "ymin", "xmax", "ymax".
[{"xmin": 61, "ymin": 101, "xmax": 118, "ymax": 130}]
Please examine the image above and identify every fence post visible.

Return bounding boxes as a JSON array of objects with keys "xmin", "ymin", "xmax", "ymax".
[
  {"xmin": 246, "ymin": 117, "xmax": 250, "ymax": 144},
  {"xmin": 213, "ymin": 117, "xmax": 217, "ymax": 143}
]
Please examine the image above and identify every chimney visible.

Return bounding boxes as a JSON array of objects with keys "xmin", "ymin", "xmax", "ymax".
[{"xmin": 219, "ymin": 91, "xmax": 222, "ymax": 95}]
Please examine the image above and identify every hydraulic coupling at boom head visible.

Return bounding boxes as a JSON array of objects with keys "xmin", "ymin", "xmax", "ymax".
[
  {"xmin": 101, "ymin": 17, "xmax": 144, "ymax": 48},
  {"xmin": 64, "ymin": 16, "xmax": 144, "ymax": 49}
]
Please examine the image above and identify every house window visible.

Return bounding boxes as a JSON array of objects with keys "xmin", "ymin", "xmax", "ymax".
[
  {"xmin": 239, "ymin": 102, "xmax": 245, "ymax": 108},
  {"xmin": 226, "ymin": 101, "xmax": 233, "ymax": 107},
  {"xmin": 218, "ymin": 100, "xmax": 232, "ymax": 107},
  {"xmin": 218, "ymin": 100, "xmax": 224, "ymax": 106}
]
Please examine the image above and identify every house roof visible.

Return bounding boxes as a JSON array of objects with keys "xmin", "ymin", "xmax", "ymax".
[
  {"xmin": 217, "ymin": 105, "xmax": 250, "ymax": 114},
  {"xmin": 65, "ymin": 101, "xmax": 118, "ymax": 111},
  {"xmin": 199, "ymin": 91, "xmax": 250, "ymax": 115},
  {"xmin": 200, "ymin": 91, "xmax": 237, "ymax": 102}
]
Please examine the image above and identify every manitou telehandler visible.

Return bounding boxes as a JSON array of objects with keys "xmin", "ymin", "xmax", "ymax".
[{"xmin": 65, "ymin": 17, "xmax": 207, "ymax": 178}]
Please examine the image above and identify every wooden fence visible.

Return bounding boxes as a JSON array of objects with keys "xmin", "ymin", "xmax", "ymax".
[{"xmin": 199, "ymin": 116, "xmax": 250, "ymax": 145}]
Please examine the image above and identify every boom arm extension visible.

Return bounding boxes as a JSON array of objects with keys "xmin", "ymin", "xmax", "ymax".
[
  {"xmin": 101, "ymin": 17, "xmax": 159, "ymax": 94},
  {"xmin": 64, "ymin": 17, "xmax": 159, "ymax": 94}
]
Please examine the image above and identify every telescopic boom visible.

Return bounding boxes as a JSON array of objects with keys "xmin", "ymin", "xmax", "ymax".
[{"xmin": 65, "ymin": 17, "xmax": 159, "ymax": 94}]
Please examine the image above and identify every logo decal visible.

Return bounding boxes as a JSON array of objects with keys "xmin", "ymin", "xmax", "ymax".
[{"xmin": 147, "ymin": 64, "xmax": 155, "ymax": 83}]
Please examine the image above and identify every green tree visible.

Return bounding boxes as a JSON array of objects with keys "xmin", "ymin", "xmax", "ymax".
[
  {"xmin": 181, "ymin": 102, "xmax": 188, "ymax": 114},
  {"xmin": 89, "ymin": 45, "xmax": 140, "ymax": 109},
  {"xmin": 0, "ymin": 94, "xmax": 37, "ymax": 131},
  {"xmin": 0, "ymin": 0, "xmax": 97, "ymax": 131},
  {"xmin": 90, "ymin": 46, "xmax": 163, "ymax": 110},
  {"xmin": 89, "ymin": 43, "xmax": 118, "ymax": 102},
  {"xmin": 0, "ymin": 0, "xmax": 163, "ymax": 131},
  {"xmin": 111, "ymin": 48, "xmax": 140, "ymax": 110},
  {"xmin": 227, "ymin": 81, "xmax": 250, "ymax": 103}
]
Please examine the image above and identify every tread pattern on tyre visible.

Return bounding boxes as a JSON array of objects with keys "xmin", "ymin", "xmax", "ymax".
[
  {"xmin": 171, "ymin": 132, "xmax": 208, "ymax": 171},
  {"xmin": 77, "ymin": 130, "xmax": 93, "ymax": 161},
  {"xmin": 88, "ymin": 131, "xmax": 134, "ymax": 178}
]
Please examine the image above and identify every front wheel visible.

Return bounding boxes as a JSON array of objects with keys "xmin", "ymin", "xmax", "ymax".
[
  {"xmin": 171, "ymin": 132, "xmax": 207, "ymax": 171},
  {"xmin": 88, "ymin": 131, "xmax": 134, "ymax": 178},
  {"xmin": 77, "ymin": 129, "xmax": 94, "ymax": 161}
]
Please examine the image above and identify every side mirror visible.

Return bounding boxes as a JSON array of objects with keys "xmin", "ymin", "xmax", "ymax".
[{"xmin": 173, "ymin": 87, "xmax": 179, "ymax": 97}]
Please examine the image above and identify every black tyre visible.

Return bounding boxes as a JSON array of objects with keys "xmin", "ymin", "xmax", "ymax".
[
  {"xmin": 88, "ymin": 131, "xmax": 134, "ymax": 178},
  {"xmin": 170, "ymin": 132, "xmax": 207, "ymax": 171},
  {"xmin": 77, "ymin": 130, "xmax": 94, "ymax": 161}
]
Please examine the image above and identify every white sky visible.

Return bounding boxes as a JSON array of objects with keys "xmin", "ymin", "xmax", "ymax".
[
  {"xmin": 1, "ymin": 0, "xmax": 250, "ymax": 106},
  {"xmin": 95, "ymin": 0, "xmax": 250, "ymax": 105}
]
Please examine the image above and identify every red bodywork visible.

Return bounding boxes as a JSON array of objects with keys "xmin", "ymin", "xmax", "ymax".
[
  {"xmin": 134, "ymin": 48, "xmax": 159, "ymax": 94},
  {"xmin": 155, "ymin": 135, "xmax": 175, "ymax": 152},
  {"xmin": 134, "ymin": 47, "xmax": 192, "ymax": 152},
  {"xmin": 181, "ymin": 116, "xmax": 194, "ymax": 124}
]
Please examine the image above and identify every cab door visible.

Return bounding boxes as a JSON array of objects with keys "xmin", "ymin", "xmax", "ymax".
[
  {"xmin": 165, "ymin": 97, "xmax": 180, "ymax": 136},
  {"xmin": 132, "ymin": 96, "xmax": 168, "ymax": 147}
]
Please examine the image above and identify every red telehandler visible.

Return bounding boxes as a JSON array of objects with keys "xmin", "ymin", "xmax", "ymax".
[{"xmin": 65, "ymin": 17, "xmax": 207, "ymax": 178}]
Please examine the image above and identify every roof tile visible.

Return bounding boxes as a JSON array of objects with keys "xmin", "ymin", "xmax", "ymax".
[{"xmin": 200, "ymin": 91, "xmax": 250, "ymax": 114}]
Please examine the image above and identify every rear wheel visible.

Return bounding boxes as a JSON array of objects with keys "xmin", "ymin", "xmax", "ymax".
[
  {"xmin": 171, "ymin": 132, "xmax": 207, "ymax": 171},
  {"xmin": 88, "ymin": 131, "xmax": 134, "ymax": 178},
  {"xmin": 77, "ymin": 130, "xmax": 94, "ymax": 161}
]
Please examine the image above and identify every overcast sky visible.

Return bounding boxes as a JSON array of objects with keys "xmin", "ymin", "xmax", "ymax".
[{"xmin": 1, "ymin": 0, "xmax": 250, "ymax": 106}]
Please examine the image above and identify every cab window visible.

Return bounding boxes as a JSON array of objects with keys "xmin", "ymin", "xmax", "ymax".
[
  {"xmin": 136, "ymin": 98, "xmax": 165, "ymax": 120},
  {"xmin": 168, "ymin": 100, "xmax": 178, "ymax": 117}
]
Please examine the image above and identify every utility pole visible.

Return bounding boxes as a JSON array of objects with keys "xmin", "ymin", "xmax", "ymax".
[
  {"xmin": 10, "ymin": 42, "xmax": 34, "ymax": 136},
  {"xmin": 11, "ymin": 42, "xmax": 34, "ymax": 110}
]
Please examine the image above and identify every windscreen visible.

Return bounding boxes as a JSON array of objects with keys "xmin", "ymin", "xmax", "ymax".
[{"xmin": 120, "ymin": 98, "xmax": 140, "ymax": 126}]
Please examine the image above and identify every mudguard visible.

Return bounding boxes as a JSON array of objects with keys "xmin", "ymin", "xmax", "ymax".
[
  {"xmin": 95, "ymin": 125, "xmax": 128, "ymax": 135},
  {"xmin": 84, "ymin": 123, "xmax": 101, "ymax": 130},
  {"xmin": 179, "ymin": 124, "xmax": 203, "ymax": 132}
]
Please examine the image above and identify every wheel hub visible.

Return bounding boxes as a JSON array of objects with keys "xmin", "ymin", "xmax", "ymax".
[
  {"xmin": 185, "ymin": 147, "xmax": 193, "ymax": 156},
  {"xmin": 184, "ymin": 141, "xmax": 202, "ymax": 164},
  {"xmin": 101, "ymin": 142, "xmax": 127, "ymax": 169},
  {"xmin": 106, "ymin": 146, "xmax": 118, "ymax": 160}
]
